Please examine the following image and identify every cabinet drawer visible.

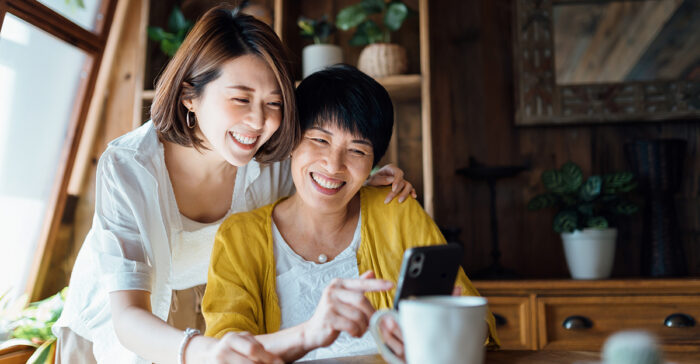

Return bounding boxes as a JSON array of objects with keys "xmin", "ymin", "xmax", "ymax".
[
  {"xmin": 487, "ymin": 296, "xmax": 535, "ymax": 350},
  {"xmin": 538, "ymin": 296, "xmax": 700, "ymax": 351}
]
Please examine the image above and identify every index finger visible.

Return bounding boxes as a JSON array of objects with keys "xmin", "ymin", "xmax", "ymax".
[{"xmin": 339, "ymin": 277, "xmax": 393, "ymax": 292}]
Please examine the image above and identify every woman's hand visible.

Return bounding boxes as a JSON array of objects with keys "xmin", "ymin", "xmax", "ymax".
[
  {"xmin": 300, "ymin": 271, "xmax": 393, "ymax": 351},
  {"xmin": 378, "ymin": 285, "xmax": 464, "ymax": 360},
  {"xmin": 188, "ymin": 332, "xmax": 283, "ymax": 364},
  {"xmin": 366, "ymin": 164, "xmax": 417, "ymax": 204}
]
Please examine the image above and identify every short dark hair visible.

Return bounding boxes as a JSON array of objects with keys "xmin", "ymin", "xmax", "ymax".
[
  {"xmin": 295, "ymin": 64, "xmax": 394, "ymax": 166},
  {"xmin": 150, "ymin": 5, "xmax": 299, "ymax": 163}
]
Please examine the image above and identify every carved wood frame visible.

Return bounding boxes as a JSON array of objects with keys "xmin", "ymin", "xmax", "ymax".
[{"xmin": 513, "ymin": 0, "xmax": 700, "ymax": 125}]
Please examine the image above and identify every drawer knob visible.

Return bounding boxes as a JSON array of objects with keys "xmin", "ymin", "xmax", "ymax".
[
  {"xmin": 562, "ymin": 315, "xmax": 593, "ymax": 330},
  {"xmin": 664, "ymin": 313, "xmax": 695, "ymax": 328},
  {"xmin": 493, "ymin": 313, "xmax": 507, "ymax": 327}
]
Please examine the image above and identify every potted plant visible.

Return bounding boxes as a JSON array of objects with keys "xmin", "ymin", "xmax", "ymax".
[
  {"xmin": 336, "ymin": 0, "xmax": 414, "ymax": 77},
  {"xmin": 147, "ymin": 6, "xmax": 194, "ymax": 58},
  {"xmin": 298, "ymin": 15, "xmax": 342, "ymax": 78},
  {"xmin": 0, "ymin": 288, "xmax": 67, "ymax": 363},
  {"xmin": 528, "ymin": 162, "xmax": 639, "ymax": 279}
]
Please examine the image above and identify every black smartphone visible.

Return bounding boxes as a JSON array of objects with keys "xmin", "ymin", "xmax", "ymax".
[{"xmin": 392, "ymin": 244, "xmax": 463, "ymax": 309}]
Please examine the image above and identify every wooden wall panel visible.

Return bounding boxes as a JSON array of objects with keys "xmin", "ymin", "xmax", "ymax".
[{"xmin": 430, "ymin": 0, "xmax": 700, "ymax": 279}]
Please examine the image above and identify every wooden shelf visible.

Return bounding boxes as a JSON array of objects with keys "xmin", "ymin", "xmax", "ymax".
[
  {"xmin": 295, "ymin": 73, "xmax": 421, "ymax": 101},
  {"xmin": 142, "ymin": 89, "xmax": 155, "ymax": 101}
]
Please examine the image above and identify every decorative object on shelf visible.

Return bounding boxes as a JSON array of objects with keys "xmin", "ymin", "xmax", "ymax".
[
  {"xmin": 147, "ymin": 5, "xmax": 193, "ymax": 58},
  {"xmin": 512, "ymin": 0, "xmax": 700, "ymax": 125},
  {"xmin": 528, "ymin": 162, "xmax": 639, "ymax": 279},
  {"xmin": 299, "ymin": 15, "xmax": 342, "ymax": 78},
  {"xmin": 336, "ymin": 0, "xmax": 415, "ymax": 77},
  {"xmin": 624, "ymin": 139, "xmax": 688, "ymax": 277},
  {"xmin": 0, "ymin": 287, "xmax": 67, "ymax": 364},
  {"xmin": 457, "ymin": 157, "xmax": 530, "ymax": 279},
  {"xmin": 602, "ymin": 331, "xmax": 663, "ymax": 364}
]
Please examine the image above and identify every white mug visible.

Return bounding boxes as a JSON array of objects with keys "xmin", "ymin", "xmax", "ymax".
[{"xmin": 369, "ymin": 296, "xmax": 488, "ymax": 364}]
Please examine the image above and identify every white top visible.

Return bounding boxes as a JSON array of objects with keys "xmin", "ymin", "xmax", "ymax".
[
  {"xmin": 272, "ymin": 213, "xmax": 378, "ymax": 362},
  {"xmin": 170, "ymin": 213, "xmax": 226, "ymax": 290},
  {"xmin": 53, "ymin": 121, "xmax": 295, "ymax": 364}
]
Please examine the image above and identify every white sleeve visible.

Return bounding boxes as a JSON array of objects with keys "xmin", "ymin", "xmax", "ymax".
[{"xmin": 91, "ymin": 151, "xmax": 153, "ymax": 293}]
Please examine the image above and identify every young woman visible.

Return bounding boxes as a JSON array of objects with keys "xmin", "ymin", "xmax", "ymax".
[
  {"xmin": 202, "ymin": 65, "xmax": 499, "ymax": 363},
  {"xmin": 53, "ymin": 7, "xmax": 414, "ymax": 364}
]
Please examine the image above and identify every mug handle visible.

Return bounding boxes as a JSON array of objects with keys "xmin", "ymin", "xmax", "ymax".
[{"xmin": 369, "ymin": 309, "xmax": 404, "ymax": 364}]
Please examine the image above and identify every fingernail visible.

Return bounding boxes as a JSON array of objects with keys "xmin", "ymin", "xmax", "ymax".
[
  {"xmin": 384, "ymin": 197, "xmax": 391, "ymax": 204},
  {"xmin": 399, "ymin": 197, "xmax": 406, "ymax": 203}
]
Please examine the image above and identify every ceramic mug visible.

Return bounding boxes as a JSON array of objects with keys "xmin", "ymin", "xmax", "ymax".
[{"xmin": 369, "ymin": 296, "xmax": 488, "ymax": 364}]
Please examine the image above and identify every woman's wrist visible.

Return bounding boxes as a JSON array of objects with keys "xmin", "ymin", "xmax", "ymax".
[{"xmin": 184, "ymin": 335, "xmax": 215, "ymax": 364}]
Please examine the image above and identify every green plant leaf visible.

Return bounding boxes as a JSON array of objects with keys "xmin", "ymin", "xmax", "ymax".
[
  {"xmin": 352, "ymin": 20, "xmax": 384, "ymax": 45},
  {"xmin": 362, "ymin": 0, "xmax": 386, "ymax": 13},
  {"xmin": 349, "ymin": 29, "xmax": 369, "ymax": 46},
  {"xmin": 603, "ymin": 172, "xmax": 635, "ymax": 193},
  {"xmin": 554, "ymin": 211, "xmax": 579, "ymax": 233},
  {"xmin": 579, "ymin": 176, "xmax": 602, "ymax": 201},
  {"xmin": 385, "ymin": 2, "xmax": 409, "ymax": 31},
  {"xmin": 613, "ymin": 201, "xmax": 639, "ymax": 215},
  {"xmin": 26, "ymin": 338, "xmax": 55, "ymax": 364},
  {"xmin": 586, "ymin": 216, "xmax": 609, "ymax": 229},
  {"xmin": 541, "ymin": 170, "xmax": 566, "ymax": 193},
  {"xmin": 147, "ymin": 27, "xmax": 169, "ymax": 42},
  {"xmin": 337, "ymin": 3, "xmax": 367, "ymax": 30},
  {"xmin": 560, "ymin": 162, "xmax": 583, "ymax": 193},
  {"xmin": 167, "ymin": 7, "xmax": 188, "ymax": 33},
  {"xmin": 577, "ymin": 203, "xmax": 594, "ymax": 216},
  {"xmin": 527, "ymin": 193, "xmax": 557, "ymax": 210},
  {"xmin": 160, "ymin": 39, "xmax": 181, "ymax": 58}
]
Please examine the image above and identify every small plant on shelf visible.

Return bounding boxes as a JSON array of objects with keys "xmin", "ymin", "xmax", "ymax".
[
  {"xmin": 336, "ymin": 0, "xmax": 414, "ymax": 46},
  {"xmin": 298, "ymin": 14, "xmax": 343, "ymax": 78},
  {"xmin": 335, "ymin": 0, "xmax": 416, "ymax": 78},
  {"xmin": 527, "ymin": 162, "xmax": 639, "ymax": 279},
  {"xmin": 298, "ymin": 15, "xmax": 336, "ymax": 45},
  {"xmin": 147, "ymin": 6, "xmax": 193, "ymax": 58},
  {"xmin": 528, "ymin": 162, "xmax": 639, "ymax": 233}
]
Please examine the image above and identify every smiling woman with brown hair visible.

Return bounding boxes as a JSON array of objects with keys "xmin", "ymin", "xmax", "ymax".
[
  {"xmin": 52, "ymin": 6, "xmax": 414, "ymax": 364},
  {"xmin": 202, "ymin": 65, "xmax": 499, "ymax": 363}
]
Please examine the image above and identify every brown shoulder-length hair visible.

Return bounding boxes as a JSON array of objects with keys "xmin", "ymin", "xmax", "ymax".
[{"xmin": 150, "ymin": 5, "xmax": 299, "ymax": 163}]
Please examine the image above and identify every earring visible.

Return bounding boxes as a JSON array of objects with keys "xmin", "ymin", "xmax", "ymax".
[{"xmin": 186, "ymin": 110, "xmax": 196, "ymax": 129}]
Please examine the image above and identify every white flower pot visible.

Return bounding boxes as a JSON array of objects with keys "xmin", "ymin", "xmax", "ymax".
[
  {"xmin": 302, "ymin": 44, "xmax": 343, "ymax": 78},
  {"xmin": 561, "ymin": 228, "xmax": 617, "ymax": 280}
]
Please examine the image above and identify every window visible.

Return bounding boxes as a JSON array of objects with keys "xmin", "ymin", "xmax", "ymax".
[{"xmin": 0, "ymin": 0, "xmax": 116, "ymax": 301}]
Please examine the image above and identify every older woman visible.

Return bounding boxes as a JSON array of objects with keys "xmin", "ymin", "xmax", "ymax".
[{"xmin": 202, "ymin": 65, "xmax": 499, "ymax": 362}]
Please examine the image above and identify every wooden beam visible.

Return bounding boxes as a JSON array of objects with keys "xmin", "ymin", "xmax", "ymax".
[
  {"xmin": 420, "ymin": 0, "xmax": 434, "ymax": 216},
  {"xmin": 24, "ymin": 0, "xmax": 119, "ymax": 301},
  {"xmin": 68, "ymin": 0, "xmax": 132, "ymax": 195},
  {"xmin": 6, "ymin": 0, "xmax": 103, "ymax": 54}
]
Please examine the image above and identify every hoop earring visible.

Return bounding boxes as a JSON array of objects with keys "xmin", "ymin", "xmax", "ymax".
[{"xmin": 186, "ymin": 110, "xmax": 196, "ymax": 129}]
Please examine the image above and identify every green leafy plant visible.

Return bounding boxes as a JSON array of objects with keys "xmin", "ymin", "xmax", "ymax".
[
  {"xmin": 528, "ymin": 162, "xmax": 639, "ymax": 233},
  {"xmin": 0, "ymin": 288, "xmax": 68, "ymax": 364},
  {"xmin": 147, "ymin": 6, "xmax": 193, "ymax": 58},
  {"xmin": 336, "ymin": 0, "xmax": 416, "ymax": 46},
  {"xmin": 298, "ymin": 15, "xmax": 337, "ymax": 44}
]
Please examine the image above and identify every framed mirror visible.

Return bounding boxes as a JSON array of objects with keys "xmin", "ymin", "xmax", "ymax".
[{"xmin": 513, "ymin": 0, "xmax": 700, "ymax": 125}]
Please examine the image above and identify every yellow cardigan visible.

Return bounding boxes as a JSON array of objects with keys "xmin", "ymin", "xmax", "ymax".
[{"xmin": 203, "ymin": 186, "xmax": 500, "ymax": 347}]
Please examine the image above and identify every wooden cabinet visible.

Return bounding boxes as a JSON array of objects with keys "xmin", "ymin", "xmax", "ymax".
[{"xmin": 475, "ymin": 280, "xmax": 700, "ymax": 352}]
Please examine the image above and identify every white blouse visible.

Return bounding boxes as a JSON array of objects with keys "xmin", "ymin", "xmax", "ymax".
[
  {"xmin": 53, "ymin": 121, "xmax": 295, "ymax": 364},
  {"xmin": 272, "ymin": 213, "xmax": 378, "ymax": 362}
]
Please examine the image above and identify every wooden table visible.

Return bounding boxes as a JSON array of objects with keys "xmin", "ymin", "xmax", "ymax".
[{"xmin": 303, "ymin": 351, "xmax": 700, "ymax": 363}]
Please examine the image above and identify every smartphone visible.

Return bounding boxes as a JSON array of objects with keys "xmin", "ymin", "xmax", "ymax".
[{"xmin": 392, "ymin": 244, "xmax": 463, "ymax": 309}]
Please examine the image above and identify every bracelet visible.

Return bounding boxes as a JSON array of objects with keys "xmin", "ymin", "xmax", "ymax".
[{"xmin": 178, "ymin": 327, "xmax": 201, "ymax": 364}]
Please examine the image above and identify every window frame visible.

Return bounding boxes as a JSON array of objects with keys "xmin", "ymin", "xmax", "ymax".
[{"xmin": 0, "ymin": 0, "xmax": 117, "ymax": 300}]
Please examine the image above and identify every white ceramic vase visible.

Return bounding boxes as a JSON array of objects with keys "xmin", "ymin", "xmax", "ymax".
[
  {"xmin": 302, "ymin": 44, "xmax": 343, "ymax": 78},
  {"xmin": 561, "ymin": 228, "xmax": 617, "ymax": 280}
]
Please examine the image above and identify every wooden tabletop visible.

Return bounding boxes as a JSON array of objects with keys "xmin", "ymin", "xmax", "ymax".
[{"xmin": 303, "ymin": 351, "xmax": 700, "ymax": 364}]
